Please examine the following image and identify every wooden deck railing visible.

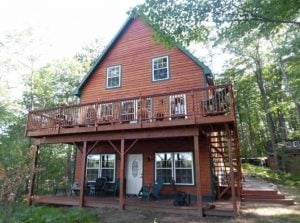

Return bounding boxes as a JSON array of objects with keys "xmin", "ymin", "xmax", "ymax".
[{"xmin": 26, "ymin": 84, "xmax": 234, "ymax": 134}]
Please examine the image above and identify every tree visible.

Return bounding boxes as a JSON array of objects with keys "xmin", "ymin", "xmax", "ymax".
[{"xmin": 132, "ymin": 0, "xmax": 300, "ymax": 46}]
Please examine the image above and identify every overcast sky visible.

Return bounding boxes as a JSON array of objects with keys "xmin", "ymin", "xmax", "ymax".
[
  {"xmin": 0, "ymin": 0, "xmax": 227, "ymax": 100},
  {"xmin": 0, "ymin": 0, "xmax": 144, "ymax": 60}
]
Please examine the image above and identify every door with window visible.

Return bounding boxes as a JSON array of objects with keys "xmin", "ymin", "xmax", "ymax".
[
  {"xmin": 121, "ymin": 100, "xmax": 137, "ymax": 122},
  {"xmin": 126, "ymin": 154, "xmax": 143, "ymax": 195},
  {"xmin": 169, "ymin": 94, "xmax": 187, "ymax": 119}
]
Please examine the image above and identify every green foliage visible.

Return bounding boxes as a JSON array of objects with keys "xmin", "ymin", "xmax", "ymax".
[
  {"xmin": 132, "ymin": 0, "xmax": 300, "ymax": 46},
  {"xmin": 12, "ymin": 206, "xmax": 97, "ymax": 223},
  {"xmin": 243, "ymin": 163, "xmax": 300, "ymax": 187}
]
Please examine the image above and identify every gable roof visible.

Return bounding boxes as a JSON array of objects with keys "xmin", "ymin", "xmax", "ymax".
[{"xmin": 74, "ymin": 16, "xmax": 212, "ymax": 97}]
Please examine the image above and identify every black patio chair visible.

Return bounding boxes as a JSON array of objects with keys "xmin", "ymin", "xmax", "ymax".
[
  {"xmin": 170, "ymin": 179, "xmax": 190, "ymax": 206},
  {"xmin": 104, "ymin": 178, "xmax": 120, "ymax": 196},
  {"xmin": 94, "ymin": 177, "xmax": 107, "ymax": 196}
]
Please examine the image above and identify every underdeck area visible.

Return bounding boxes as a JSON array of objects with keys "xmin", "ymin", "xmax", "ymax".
[{"xmin": 32, "ymin": 195, "xmax": 236, "ymax": 217}]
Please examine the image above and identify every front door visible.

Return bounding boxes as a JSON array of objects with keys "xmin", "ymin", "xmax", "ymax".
[{"xmin": 126, "ymin": 154, "xmax": 143, "ymax": 195}]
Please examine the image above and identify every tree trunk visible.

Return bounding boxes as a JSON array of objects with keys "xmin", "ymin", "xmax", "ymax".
[
  {"xmin": 244, "ymin": 98, "xmax": 257, "ymax": 157},
  {"xmin": 254, "ymin": 44, "xmax": 279, "ymax": 170},
  {"xmin": 277, "ymin": 57, "xmax": 300, "ymax": 121}
]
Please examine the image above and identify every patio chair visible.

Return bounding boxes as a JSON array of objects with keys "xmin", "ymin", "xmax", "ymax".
[
  {"xmin": 170, "ymin": 179, "xmax": 190, "ymax": 206},
  {"xmin": 71, "ymin": 181, "xmax": 80, "ymax": 196},
  {"xmin": 53, "ymin": 180, "xmax": 67, "ymax": 196},
  {"xmin": 139, "ymin": 179, "xmax": 164, "ymax": 200},
  {"xmin": 104, "ymin": 178, "xmax": 120, "ymax": 196},
  {"xmin": 94, "ymin": 177, "xmax": 107, "ymax": 196}
]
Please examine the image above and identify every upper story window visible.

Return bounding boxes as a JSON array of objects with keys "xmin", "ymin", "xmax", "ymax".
[
  {"xmin": 152, "ymin": 56, "xmax": 169, "ymax": 81},
  {"xmin": 106, "ymin": 65, "xmax": 121, "ymax": 88}
]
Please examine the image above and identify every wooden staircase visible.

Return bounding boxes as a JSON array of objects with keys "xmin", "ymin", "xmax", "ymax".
[
  {"xmin": 242, "ymin": 189, "xmax": 295, "ymax": 205},
  {"xmin": 209, "ymin": 124, "xmax": 242, "ymax": 200}
]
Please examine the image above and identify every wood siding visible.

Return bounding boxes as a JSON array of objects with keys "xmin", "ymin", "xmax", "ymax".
[
  {"xmin": 80, "ymin": 18, "xmax": 206, "ymax": 103},
  {"xmin": 74, "ymin": 137, "xmax": 212, "ymax": 197}
]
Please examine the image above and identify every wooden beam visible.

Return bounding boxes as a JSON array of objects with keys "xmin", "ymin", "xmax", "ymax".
[
  {"xmin": 193, "ymin": 135, "xmax": 203, "ymax": 217},
  {"xmin": 87, "ymin": 140, "xmax": 99, "ymax": 155},
  {"xmin": 125, "ymin": 139, "xmax": 138, "ymax": 154},
  {"xmin": 28, "ymin": 145, "xmax": 39, "ymax": 205},
  {"xmin": 73, "ymin": 142, "xmax": 82, "ymax": 153},
  {"xmin": 79, "ymin": 141, "xmax": 87, "ymax": 208},
  {"xmin": 225, "ymin": 124, "xmax": 238, "ymax": 216},
  {"xmin": 119, "ymin": 139, "xmax": 125, "ymax": 209},
  {"xmin": 108, "ymin": 140, "xmax": 120, "ymax": 155},
  {"xmin": 37, "ymin": 127, "xmax": 200, "ymax": 144}
]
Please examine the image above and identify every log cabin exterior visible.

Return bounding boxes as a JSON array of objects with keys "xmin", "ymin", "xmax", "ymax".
[{"xmin": 26, "ymin": 17, "xmax": 242, "ymax": 217}]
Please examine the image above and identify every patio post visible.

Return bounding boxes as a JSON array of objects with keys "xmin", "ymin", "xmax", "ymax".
[
  {"xmin": 193, "ymin": 135, "xmax": 203, "ymax": 217},
  {"xmin": 28, "ymin": 144, "xmax": 39, "ymax": 205},
  {"xmin": 225, "ymin": 124, "xmax": 238, "ymax": 216},
  {"xmin": 119, "ymin": 138, "xmax": 125, "ymax": 209},
  {"xmin": 79, "ymin": 141, "xmax": 87, "ymax": 207}
]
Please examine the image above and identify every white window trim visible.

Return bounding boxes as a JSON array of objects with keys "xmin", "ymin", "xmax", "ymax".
[
  {"xmin": 154, "ymin": 152, "xmax": 194, "ymax": 186},
  {"xmin": 154, "ymin": 152, "xmax": 173, "ymax": 184},
  {"xmin": 174, "ymin": 152, "xmax": 194, "ymax": 185},
  {"xmin": 86, "ymin": 154, "xmax": 116, "ymax": 183},
  {"xmin": 106, "ymin": 65, "xmax": 121, "ymax": 88},
  {"xmin": 152, "ymin": 56, "xmax": 169, "ymax": 81}
]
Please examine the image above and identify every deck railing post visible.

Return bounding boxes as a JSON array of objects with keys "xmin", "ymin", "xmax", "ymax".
[
  {"xmin": 119, "ymin": 138, "xmax": 125, "ymax": 209},
  {"xmin": 225, "ymin": 124, "xmax": 238, "ymax": 216},
  {"xmin": 28, "ymin": 144, "xmax": 39, "ymax": 205},
  {"xmin": 79, "ymin": 141, "xmax": 87, "ymax": 207},
  {"xmin": 193, "ymin": 135, "xmax": 203, "ymax": 217}
]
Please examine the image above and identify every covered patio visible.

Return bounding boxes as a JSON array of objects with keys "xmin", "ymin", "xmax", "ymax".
[{"xmin": 31, "ymin": 194, "xmax": 236, "ymax": 217}]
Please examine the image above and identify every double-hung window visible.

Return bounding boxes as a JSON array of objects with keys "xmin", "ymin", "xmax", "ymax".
[
  {"xmin": 152, "ymin": 56, "xmax": 169, "ymax": 81},
  {"xmin": 155, "ymin": 152, "xmax": 194, "ymax": 185},
  {"xmin": 106, "ymin": 65, "xmax": 121, "ymax": 88},
  {"xmin": 86, "ymin": 154, "xmax": 116, "ymax": 182}
]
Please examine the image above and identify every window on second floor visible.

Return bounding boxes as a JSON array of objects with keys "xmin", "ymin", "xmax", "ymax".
[
  {"xmin": 152, "ymin": 56, "xmax": 169, "ymax": 81},
  {"xmin": 106, "ymin": 65, "xmax": 121, "ymax": 88}
]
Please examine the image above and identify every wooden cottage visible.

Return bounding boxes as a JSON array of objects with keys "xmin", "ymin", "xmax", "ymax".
[{"xmin": 26, "ymin": 17, "xmax": 242, "ymax": 217}]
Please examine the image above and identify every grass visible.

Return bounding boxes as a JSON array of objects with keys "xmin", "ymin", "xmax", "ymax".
[
  {"xmin": 0, "ymin": 203, "xmax": 98, "ymax": 223},
  {"xmin": 242, "ymin": 163, "xmax": 300, "ymax": 187}
]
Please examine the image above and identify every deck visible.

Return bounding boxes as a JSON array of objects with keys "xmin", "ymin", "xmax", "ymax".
[
  {"xmin": 26, "ymin": 84, "xmax": 235, "ymax": 138},
  {"xmin": 32, "ymin": 195, "xmax": 236, "ymax": 217}
]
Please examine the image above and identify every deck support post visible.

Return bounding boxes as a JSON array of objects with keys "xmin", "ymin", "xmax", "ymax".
[
  {"xmin": 79, "ymin": 141, "xmax": 87, "ymax": 208},
  {"xmin": 225, "ymin": 124, "xmax": 238, "ymax": 216},
  {"xmin": 119, "ymin": 138, "xmax": 125, "ymax": 209},
  {"xmin": 28, "ymin": 144, "xmax": 39, "ymax": 205},
  {"xmin": 193, "ymin": 135, "xmax": 203, "ymax": 217}
]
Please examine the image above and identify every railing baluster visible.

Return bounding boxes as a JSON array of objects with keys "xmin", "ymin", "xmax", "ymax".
[{"xmin": 26, "ymin": 84, "xmax": 234, "ymax": 132}]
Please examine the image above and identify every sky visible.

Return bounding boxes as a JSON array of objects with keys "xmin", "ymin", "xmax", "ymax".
[
  {"xmin": 0, "ymin": 0, "xmax": 144, "ymax": 61},
  {"xmin": 0, "ymin": 0, "xmax": 228, "ymax": 99}
]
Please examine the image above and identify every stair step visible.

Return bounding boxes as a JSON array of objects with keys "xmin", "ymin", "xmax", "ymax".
[
  {"xmin": 242, "ymin": 194, "xmax": 286, "ymax": 199},
  {"xmin": 242, "ymin": 198, "xmax": 294, "ymax": 205},
  {"xmin": 242, "ymin": 189, "xmax": 278, "ymax": 196}
]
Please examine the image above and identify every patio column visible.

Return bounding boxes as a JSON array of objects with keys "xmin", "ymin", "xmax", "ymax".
[
  {"xmin": 28, "ymin": 144, "xmax": 39, "ymax": 205},
  {"xmin": 225, "ymin": 124, "xmax": 238, "ymax": 216},
  {"xmin": 193, "ymin": 135, "xmax": 203, "ymax": 217},
  {"xmin": 119, "ymin": 138, "xmax": 125, "ymax": 209},
  {"xmin": 79, "ymin": 141, "xmax": 87, "ymax": 207}
]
